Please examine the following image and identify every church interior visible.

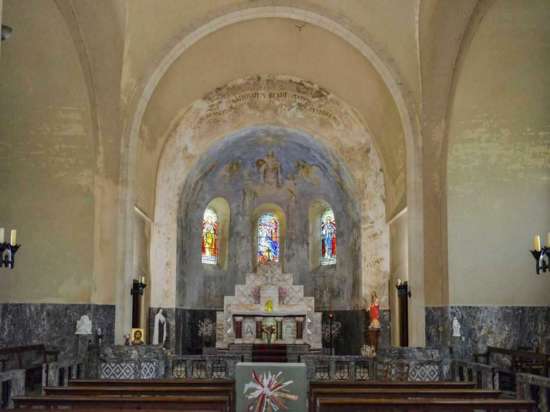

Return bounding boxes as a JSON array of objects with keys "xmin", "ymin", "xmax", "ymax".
[{"xmin": 0, "ymin": 0, "xmax": 549, "ymax": 410}]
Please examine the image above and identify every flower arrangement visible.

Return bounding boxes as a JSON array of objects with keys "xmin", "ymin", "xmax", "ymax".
[{"xmin": 198, "ymin": 318, "xmax": 215, "ymax": 346}]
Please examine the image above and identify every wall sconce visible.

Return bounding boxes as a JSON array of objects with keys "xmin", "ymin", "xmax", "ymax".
[
  {"xmin": 1, "ymin": 25, "xmax": 13, "ymax": 41},
  {"xmin": 395, "ymin": 279, "xmax": 411, "ymax": 298},
  {"xmin": 130, "ymin": 276, "xmax": 147, "ymax": 328},
  {"xmin": 531, "ymin": 234, "xmax": 549, "ymax": 274},
  {"xmin": 0, "ymin": 228, "xmax": 20, "ymax": 269}
]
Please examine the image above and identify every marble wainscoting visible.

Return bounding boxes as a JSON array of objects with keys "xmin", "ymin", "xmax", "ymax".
[
  {"xmin": 148, "ymin": 307, "xmax": 176, "ymax": 350},
  {"xmin": 0, "ymin": 303, "xmax": 115, "ymax": 358},
  {"xmin": 425, "ymin": 306, "xmax": 550, "ymax": 359},
  {"xmin": 175, "ymin": 309, "xmax": 218, "ymax": 355}
]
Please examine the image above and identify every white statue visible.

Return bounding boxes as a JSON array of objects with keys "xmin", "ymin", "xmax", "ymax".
[
  {"xmin": 152, "ymin": 308, "xmax": 167, "ymax": 345},
  {"xmin": 452, "ymin": 317, "xmax": 461, "ymax": 338},
  {"xmin": 75, "ymin": 315, "xmax": 92, "ymax": 335}
]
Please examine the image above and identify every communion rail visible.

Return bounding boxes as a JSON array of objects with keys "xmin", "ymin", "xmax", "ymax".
[
  {"xmin": 302, "ymin": 355, "xmax": 444, "ymax": 382},
  {"xmin": 517, "ymin": 372, "xmax": 550, "ymax": 412},
  {"xmin": 0, "ymin": 369, "xmax": 25, "ymax": 409},
  {"xmin": 452, "ymin": 359, "xmax": 500, "ymax": 390},
  {"xmin": 168, "ymin": 354, "xmax": 242, "ymax": 379}
]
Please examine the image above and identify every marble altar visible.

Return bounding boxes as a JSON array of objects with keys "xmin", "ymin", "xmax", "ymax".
[{"xmin": 216, "ymin": 265, "xmax": 322, "ymax": 349}]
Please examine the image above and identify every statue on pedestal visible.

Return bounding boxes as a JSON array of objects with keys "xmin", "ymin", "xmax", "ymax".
[
  {"xmin": 369, "ymin": 292, "xmax": 381, "ymax": 330},
  {"xmin": 367, "ymin": 292, "xmax": 381, "ymax": 353},
  {"xmin": 75, "ymin": 315, "xmax": 92, "ymax": 335},
  {"xmin": 153, "ymin": 308, "xmax": 167, "ymax": 346},
  {"xmin": 452, "ymin": 317, "xmax": 461, "ymax": 338}
]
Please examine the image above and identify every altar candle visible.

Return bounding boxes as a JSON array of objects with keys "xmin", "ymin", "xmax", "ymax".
[
  {"xmin": 534, "ymin": 235, "xmax": 541, "ymax": 252},
  {"xmin": 10, "ymin": 229, "xmax": 16, "ymax": 246},
  {"xmin": 140, "ymin": 275, "xmax": 146, "ymax": 285},
  {"xmin": 0, "ymin": 228, "xmax": 4, "ymax": 243}
]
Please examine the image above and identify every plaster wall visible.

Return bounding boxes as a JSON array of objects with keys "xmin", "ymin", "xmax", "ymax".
[
  {"xmin": 447, "ymin": 0, "xmax": 550, "ymax": 306},
  {"xmin": 137, "ymin": 17, "xmax": 406, "ymax": 219},
  {"xmin": 121, "ymin": 0, "xmax": 420, "ymax": 113},
  {"xmin": 0, "ymin": 0, "xmax": 95, "ymax": 303}
]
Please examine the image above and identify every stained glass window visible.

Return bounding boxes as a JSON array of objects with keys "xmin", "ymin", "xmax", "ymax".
[
  {"xmin": 201, "ymin": 207, "xmax": 218, "ymax": 264},
  {"xmin": 320, "ymin": 208, "xmax": 336, "ymax": 265},
  {"xmin": 257, "ymin": 213, "xmax": 280, "ymax": 264}
]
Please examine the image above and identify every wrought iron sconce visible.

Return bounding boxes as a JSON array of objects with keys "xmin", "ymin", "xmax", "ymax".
[
  {"xmin": 395, "ymin": 279, "xmax": 411, "ymax": 298},
  {"xmin": 1, "ymin": 25, "xmax": 13, "ymax": 42},
  {"xmin": 0, "ymin": 229, "xmax": 20, "ymax": 269},
  {"xmin": 531, "ymin": 234, "xmax": 549, "ymax": 274},
  {"xmin": 130, "ymin": 277, "xmax": 147, "ymax": 329}
]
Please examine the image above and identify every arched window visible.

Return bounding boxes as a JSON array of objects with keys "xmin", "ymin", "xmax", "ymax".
[
  {"xmin": 257, "ymin": 213, "xmax": 280, "ymax": 264},
  {"xmin": 201, "ymin": 207, "xmax": 219, "ymax": 264},
  {"xmin": 320, "ymin": 208, "xmax": 336, "ymax": 265}
]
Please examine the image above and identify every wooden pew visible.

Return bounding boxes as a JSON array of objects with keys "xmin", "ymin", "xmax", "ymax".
[
  {"xmin": 310, "ymin": 380, "xmax": 479, "ymax": 412},
  {"xmin": 13, "ymin": 394, "xmax": 230, "ymax": 411},
  {"xmin": 50, "ymin": 380, "xmax": 235, "ymax": 411},
  {"xmin": 310, "ymin": 380, "xmax": 476, "ymax": 389},
  {"xmin": 45, "ymin": 385, "xmax": 232, "ymax": 397},
  {"xmin": 310, "ymin": 388, "xmax": 502, "ymax": 412},
  {"xmin": 315, "ymin": 398, "xmax": 536, "ymax": 412},
  {"xmin": 69, "ymin": 378, "xmax": 233, "ymax": 387},
  {"xmin": 476, "ymin": 346, "xmax": 550, "ymax": 376}
]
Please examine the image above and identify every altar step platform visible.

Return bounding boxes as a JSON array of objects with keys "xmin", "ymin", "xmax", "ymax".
[
  {"xmin": 252, "ymin": 344, "xmax": 288, "ymax": 363},
  {"xmin": 228, "ymin": 343, "xmax": 318, "ymax": 363}
]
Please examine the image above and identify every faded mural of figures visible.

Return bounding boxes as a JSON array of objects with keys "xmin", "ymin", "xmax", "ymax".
[{"xmin": 256, "ymin": 152, "xmax": 281, "ymax": 187}]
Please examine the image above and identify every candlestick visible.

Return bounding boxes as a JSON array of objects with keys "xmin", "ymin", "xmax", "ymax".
[
  {"xmin": 0, "ymin": 228, "xmax": 4, "ymax": 243},
  {"xmin": 10, "ymin": 230, "xmax": 16, "ymax": 246},
  {"xmin": 534, "ymin": 235, "xmax": 541, "ymax": 252}
]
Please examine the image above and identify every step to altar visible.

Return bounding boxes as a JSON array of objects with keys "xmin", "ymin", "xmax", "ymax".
[
  {"xmin": 252, "ymin": 344, "xmax": 288, "ymax": 363},
  {"xmin": 228, "ymin": 343, "xmax": 315, "ymax": 362}
]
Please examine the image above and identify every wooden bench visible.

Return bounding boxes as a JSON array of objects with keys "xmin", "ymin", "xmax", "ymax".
[
  {"xmin": 475, "ymin": 346, "xmax": 550, "ymax": 376},
  {"xmin": 0, "ymin": 344, "xmax": 59, "ymax": 392},
  {"xmin": 45, "ymin": 384, "xmax": 234, "ymax": 410},
  {"xmin": 315, "ymin": 398, "xmax": 536, "ymax": 412},
  {"xmin": 310, "ymin": 388, "xmax": 502, "ymax": 412},
  {"xmin": 13, "ymin": 394, "xmax": 230, "ymax": 411},
  {"xmin": 69, "ymin": 378, "xmax": 233, "ymax": 387},
  {"xmin": 310, "ymin": 380, "xmax": 477, "ymax": 389}
]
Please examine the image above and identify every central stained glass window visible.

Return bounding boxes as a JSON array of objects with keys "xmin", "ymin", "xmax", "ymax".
[{"xmin": 257, "ymin": 213, "xmax": 280, "ymax": 264}]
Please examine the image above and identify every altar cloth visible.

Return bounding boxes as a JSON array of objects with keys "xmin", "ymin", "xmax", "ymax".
[{"xmin": 236, "ymin": 362, "xmax": 307, "ymax": 412}]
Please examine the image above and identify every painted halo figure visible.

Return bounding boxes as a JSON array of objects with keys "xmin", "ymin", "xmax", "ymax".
[{"xmin": 131, "ymin": 328, "xmax": 145, "ymax": 345}]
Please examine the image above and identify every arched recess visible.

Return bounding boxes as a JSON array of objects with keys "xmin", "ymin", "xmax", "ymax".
[
  {"xmin": 118, "ymin": 7, "xmax": 424, "ymax": 345},
  {"xmin": 174, "ymin": 125, "xmax": 364, "ymax": 312},
  {"xmin": 151, "ymin": 77, "xmax": 389, "ymax": 316},
  {"xmin": 201, "ymin": 197, "xmax": 230, "ymax": 270},
  {"xmin": 252, "ymin": 203, "xmax": 287, "ymax": 271}
]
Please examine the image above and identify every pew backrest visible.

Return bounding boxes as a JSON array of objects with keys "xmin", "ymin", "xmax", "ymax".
[
  {"xmin": 316, "ymin": 397, "xmax": 535, "ymax": 412},
  {"xmin": 14, "ymin": 394, "xmax": 230, "ymax": 412}
]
